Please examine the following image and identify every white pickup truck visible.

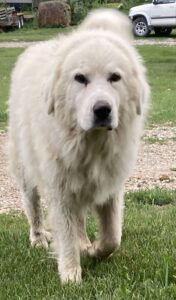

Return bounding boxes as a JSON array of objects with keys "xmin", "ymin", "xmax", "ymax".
[{"xmin": 129, "ymin": 0, "xmax": 176, "ymax": 36}]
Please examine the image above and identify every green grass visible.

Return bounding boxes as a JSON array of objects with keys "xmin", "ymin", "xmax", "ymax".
[
  {"xmin": 0, "ymin": 45, "xmax": 176, "ymax": 130},
  {"xmin": 0, "ymin": 48, "xmax": 23, "ymax": 129},
  {"xmin": 143, "ymin": 137, "xmax": 167, "ymax": 145},
  {"xmin": 126, "ymin": 189, "xmax": 176, "ymax": 206},
  {"xmin": 0, "ymin": 26, "xmax": 175, "ymax": 43},
  {"xmin": 0, "ymin": 15, "xmax": 175, "ymax": 42},
  {"xmin": 138, "ymin": 46, "xmax": 176, "ymax": 125},
  {"xmin": 0, "ymin": 27, "xmax": 71, "ymax": 42},
  {"xmin": 1, "ymin": 189, "xmax": 176, "ymax": 299}
]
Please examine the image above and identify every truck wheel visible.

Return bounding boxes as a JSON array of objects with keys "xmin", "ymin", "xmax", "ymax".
[
  {"xmin": 133, "ymin": 17, "xmax": 150, "ymax": 37},
  {"xmin": 154, "ymin": 27, "xmax": 172, "ymax": 36}
]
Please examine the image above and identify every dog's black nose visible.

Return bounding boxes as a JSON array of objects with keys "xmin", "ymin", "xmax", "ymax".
[{"xmin": 93, "ymin": 101, "xmax": 111, "ymax": 120}]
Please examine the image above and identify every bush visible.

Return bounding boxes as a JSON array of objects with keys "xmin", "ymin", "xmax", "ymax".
[
  {"xmin": 68, "ymin": 0, "xmax": 87, "ymax": 25},
  {"xmin": 122, "ymin": 0, "xmax": 150, "ymax": 10},
  {"xmin": 68, "ymin": 0, "xmax": 109, "ymax": 25},
  {"xmin": 68, "ymin": 0, "xmax": 150, "ymax": 25}
]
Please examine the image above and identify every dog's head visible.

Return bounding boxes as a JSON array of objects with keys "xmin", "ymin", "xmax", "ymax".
[{"xmin": 47, "ymin": 29, "xmax": 149, "ymax": 132}]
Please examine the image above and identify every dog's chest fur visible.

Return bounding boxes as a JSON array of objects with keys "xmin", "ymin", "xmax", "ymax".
[{"xmin": 60, "ymin": 129, "xmax": 125, "ymax": 205}]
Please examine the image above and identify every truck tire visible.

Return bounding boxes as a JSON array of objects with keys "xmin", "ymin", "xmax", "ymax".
[
  {"xmin": 133, "ymin": 17, "xmax": 150, "ymax": 37},
  {"xmin": 154, "ymin": 27, "xmax": 172, "ymax": 36}
]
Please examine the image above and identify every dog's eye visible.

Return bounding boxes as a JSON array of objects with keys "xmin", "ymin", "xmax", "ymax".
[
  {"xmin": 108, "ymin": 73, "xmax": 121, "ymax": 83},
  {"xmin": 74, "ymin": 74, "xmax": 89, "ymax": 85}
]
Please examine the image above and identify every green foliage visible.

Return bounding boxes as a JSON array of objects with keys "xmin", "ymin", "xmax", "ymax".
[
  {"xmin": 67, "ymin": 0, "xmax": 139, "ymax": 25},
  {"xmin": 122, "ymin": 0, "xmax": 150, "ymax": 10},
  {"xmin": 68, "ymin": 0, "xmax": 92, "ymax": 25},
  {"xmin": 68, "ymin": 0, "xmax": 112, "ymax": 25}
]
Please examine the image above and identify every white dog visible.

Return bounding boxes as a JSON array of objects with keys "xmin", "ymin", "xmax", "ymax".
[{"xmin": 8, "ymin": 9, "xmax": 150, "ymax": 283}]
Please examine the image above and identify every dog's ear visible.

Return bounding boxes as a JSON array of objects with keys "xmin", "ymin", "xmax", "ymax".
[
  {"xmin": 130, "ymin": 68, "xmax": 150, "ymax": 116},
  {"xmin": 47, "ymin": 69, "xmax": 60, "ymax": 115},
  {"xmin": 133, "ymin": 87, "xmax": 142, "ymax": 116},
  {"xmin": 47, "ymin": 94, "xmax": 55, "ymax": 115},
  {"xmin": 136, "ymin": 77, "xmax": 150, "ymax": 116}
]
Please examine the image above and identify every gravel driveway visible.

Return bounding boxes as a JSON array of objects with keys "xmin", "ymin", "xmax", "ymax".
[
  {"xmin": 0, "ymin": 126, "xmax": 176, "ymax": 213},
  {"xmin": 0, "ymin": 38, "xmax": 175, "ymax": 48}
]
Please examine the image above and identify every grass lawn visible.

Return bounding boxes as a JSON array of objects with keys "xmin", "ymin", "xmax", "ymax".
[
  {"xmin": 0, "ymin": 43, "xmax": 176, "ymax": 298},
  {"xmin": 0, "ymin": 27, "xmax": 71, "ymax": 42},
  {"xmin": 0, "ymin": 45, "xmax": 176, "ymax": 129},
  {"xmin": 138, "ymin": 46, "xmax": 176, "ymax": 125},
  {"xmin": 0, "ymin": 48, "xmax": 23, "ymax": 129},
  {"xmin": 1, "ymin": 189, "xmax": 176, "ymax": 299},
  {"xmin": 0, "ymin": 25, "xmax": 175, "ymax": 42}
]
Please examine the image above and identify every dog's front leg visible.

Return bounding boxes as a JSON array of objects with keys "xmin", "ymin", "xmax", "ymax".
[
  {"xmin": 88, "ymin": 191, "xmax": 124, "ymax": 258},
  {"xmin": 76, "ymin": 210, "xmax": 91, "ymax": 253},
  {"xmin": 49, "ymin": 193, "xmax": 81, "ymax": 284}
]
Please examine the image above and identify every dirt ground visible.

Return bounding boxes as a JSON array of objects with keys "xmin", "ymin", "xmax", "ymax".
[{"xmin": 0, "ymin": 126, "xmax": 176, "ymax": 213}]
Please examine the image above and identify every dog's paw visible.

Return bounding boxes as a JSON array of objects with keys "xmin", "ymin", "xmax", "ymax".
[
  {"xmin": 87, "ymin": 240, "xmax": 101, "ymax": 258},
  {"xmin": 87, "ymin": 240, "xmax": 118, "ymax": 258},
  {"xmin": 59, "ymin": 266, "xmax": 82, "ymax": 284},
  {"xmin": 80, "ymin": 239, "xmax": 92, "ymax": 254},
  {"xmin": 30, "ymin": 230, "xmax": 52, "ymax": 248}
]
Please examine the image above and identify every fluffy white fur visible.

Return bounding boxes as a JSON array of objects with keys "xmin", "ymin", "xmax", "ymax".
[{"xmin": 8, "ymin": 9, "xmax": 150, "ymax": 283}]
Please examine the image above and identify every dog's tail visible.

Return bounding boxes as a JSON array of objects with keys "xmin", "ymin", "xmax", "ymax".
[{"xmin": 79, "ymin": 9, "xmax": 133, "ymax": 40}]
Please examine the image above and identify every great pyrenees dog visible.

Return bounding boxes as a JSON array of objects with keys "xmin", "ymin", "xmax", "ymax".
[{"xmin": 8, "ymin": 9, "xmax": 150, "ymax": 283}]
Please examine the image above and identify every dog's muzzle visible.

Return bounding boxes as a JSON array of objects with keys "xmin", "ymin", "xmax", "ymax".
[{"xmin": 93, "ymin": 101, "xmax": 112, "ymax": 129}]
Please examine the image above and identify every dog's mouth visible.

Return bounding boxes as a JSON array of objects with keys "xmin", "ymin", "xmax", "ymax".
[{"xmin": 92, "ymin": 119, "xmax": 113, "ymax": 131}]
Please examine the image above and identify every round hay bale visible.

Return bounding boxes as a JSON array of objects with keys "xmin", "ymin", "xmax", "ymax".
[{"xmin": 38, "ymin": 1, "xmax": 71, "ymax": 27}]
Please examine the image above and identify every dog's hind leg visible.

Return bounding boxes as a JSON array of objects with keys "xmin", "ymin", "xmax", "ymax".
[{"xmin": 21, "ymin": 182, "xmax": 51, "ymax": 248}]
